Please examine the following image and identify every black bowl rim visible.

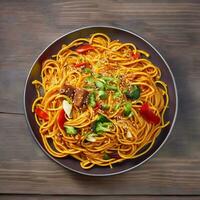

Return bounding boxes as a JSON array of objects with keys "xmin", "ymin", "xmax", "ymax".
[{"xmin": 24, "ymin": 25, "xmax": 178, "ymax": 176}]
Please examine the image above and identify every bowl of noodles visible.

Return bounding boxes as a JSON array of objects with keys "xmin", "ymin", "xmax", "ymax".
[{"xmin": 24, "ymin": 26, "xmax": 178, "ymax": 176}]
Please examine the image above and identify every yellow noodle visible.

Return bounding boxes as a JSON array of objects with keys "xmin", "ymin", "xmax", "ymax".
[{"xmin": 32, "ymin": 33, "xmax": 170, "ymax": 169}]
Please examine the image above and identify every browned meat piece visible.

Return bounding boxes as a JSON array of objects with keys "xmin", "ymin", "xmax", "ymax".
[
  {"xmin": 74, "ymin": 88, "xmax": 89, "ymax": 107},
  {"xmin": 59, "ymin": 84, "xmax": 75, "ymax": 98}
]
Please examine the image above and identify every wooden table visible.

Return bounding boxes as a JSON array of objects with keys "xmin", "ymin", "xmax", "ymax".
[{"xmin": 0, "ymin": 0, "xmax": 200, "ymax": 199}]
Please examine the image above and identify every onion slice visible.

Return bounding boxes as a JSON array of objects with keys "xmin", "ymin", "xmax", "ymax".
[
  {"xmin": 62, "ymin": 100, "xmax": 72, "ymax": 118},
  {"xmin": 126, "ymin": 130, "xmax": 133, "ymax": 138},
  {"xmin": 86, "ymin": 134, "xmax": 96, "ymax": 142}
]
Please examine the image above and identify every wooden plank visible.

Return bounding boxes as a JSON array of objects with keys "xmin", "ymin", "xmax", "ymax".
[
  {"xmin": 1, "ymin": 0, "xmax": 200, "ymax": 197},
  {"xmin": 0, "ymin": 113, "xmax": 200, "ymax": 195},
  {"xmin": 0, "ymin": 0, "xmax": 200, "ymax": 113},
  {"xmin": 0, "ymin": 195, "xmax": 200, "ymax": 200}
]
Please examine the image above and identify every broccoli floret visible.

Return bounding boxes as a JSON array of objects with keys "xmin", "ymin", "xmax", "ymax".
[
  {"xmin": 97, "ymin": 115, "xmax": 110, "ymax": 123},
  {"xmin": 92, "ymin": 115, "xmax": 112, "ymax": 133},
  {"xmin": 125, "ymin": 85, "xmax": 140, "ymax": 100},
  {"xmin": 95, "ymin": 122, "xmax": 112, "ymax": 133},
  {"xmin": 65, "ymin": 126, "xmax": 77, "ymax": 135}
]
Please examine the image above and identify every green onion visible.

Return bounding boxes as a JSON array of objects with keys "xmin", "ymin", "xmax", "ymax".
[
  {"xmin": 88, "ymin": 93, "xmax": 96, "ymax": 107},
  {"xmin": 102, "ymin": 76, "xmax": 118, "ymax": 83},
  {"xmin": 95, "ymin": 80, "xmax": 105, "ymax": 90},
  {"xmin": 83, "ymin": 68, "xmax": 92, "ymax": 73},
  {"xmin": 106, "ymin": 85, "xmax": 118, "ymax": 91},
  {"xmin": 124, "ymin": 102, "xmax": 132, "ymax": 117},
  {"xmin": 113, "ymin": 90, "xmax": 122, "ymax": 99},
  {"xmin": 85, "ymin": 76, "xmax": 94, "ymax": 84},
  {"xmin": 98, "ymin": 90, "xmax": 108, "ymax": 99},
  {"xmin": 102, "ymin": 104, "xmax": 110, "ymax": 110},
  {"xmin": 114, "ymin": 103, "xmax": 121, "ymax": 111}
]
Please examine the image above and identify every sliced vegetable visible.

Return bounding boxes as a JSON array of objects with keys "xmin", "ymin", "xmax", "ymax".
[
  {"xmin": 98, "ymin": 90, "xmax": 107, "ymax": 99},
  {"xmin": 94, "ymin": 102, "xmax": 101, "ymax": 111},
  {"xmin": 126, "ymin": 130, "xmax": 133, "ymax": 138},
  {"xmin": 86, "ymin": 133, "xmax": 96, "ymax": 142},
  {"xmin": 62, "ymin": 100, "xmax": 72, "ymax": 118},
  {"xmin": 85, "ymin": 76, "xmax": 94, "ymax": 84},
  {"xmin": 74, "ymin": 62, "xmax": 87, "ymax": 68},
  {"xmin": 94, "ymin": 73, "xmax": 102, "ymax": 78},
  {"xmin": 83, "ymin": 67, "xmax": 92, "ymax": 73},
  {"xmin": 102, "ymin": 104, "xmax": 110, "ymax": 110},
  {"xmin": 64, "ymin": 126, "xmax": 77, "ymax": 135},
  {"xmin": 88, "ymin": 93, "xmax": 96, "ymax": 107},
  {"xmin": 113, "ymin": 90, "xmax": 122, "ymax": 99},
  {"xmin": 106, "ymin": 85, "xmax": 118, "ymax": 91},
  {"xmin": 114, "ymin": 103, "xmax": 121, "ymax": 111},
  {"xmin": 95, "ymin": 81, "xmax": 105, "ymax": 90},
  {"xmin": 124, "ymin": 102, "xmax": 132, "ymax": 117},
  {"xmin": 102, "ymin": 76, "xmax": 114, "ymax": 82},
  {"xmin": 103, "ymin": 153, "xmax": 110, "ymax": 160},
  {"xmin": 125, "ymin": 85, "xmax": 140, "ymax": 100},
  {"xmin": 35, "ymin": 107, "xmax": 48, "ymax": 120},
  {"xmin": 140, "ymin": 103, "xmax": 160, "ymax": 125},
  {"xmin": 76, "ymin": 44, "xmax": 95, "ymax": 53},
  {"xmin": 102, "ymin": 76, "xmax": 118, "ymax": 83},
  {"xmin": 57, "ymin": 109, "xmax": 66, "ymax": 129},
  {"xmin": 132, "ymin": 52, "xmax": 141, "ymax": 60}
]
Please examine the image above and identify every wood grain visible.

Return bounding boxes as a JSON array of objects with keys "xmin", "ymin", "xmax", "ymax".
[
  {"xmin": 0, "ymin": 113, "xmax": 200, "ymax": 195},
  {"xmin": 0, "ymin": 0, "xmax": 200, "ymax": 113},
  {"xmin": 0, "ymin": 196, "xmax": 200, "ymax": 200},
  {"xmin": 0, "ymin": 0, "xmax": 200, "ymax": 197}
]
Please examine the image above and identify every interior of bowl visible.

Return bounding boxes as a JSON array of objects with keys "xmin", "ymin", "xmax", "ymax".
[{"xmin": 24, "ymin": 26, "xmax": 177, "ymax": 176}]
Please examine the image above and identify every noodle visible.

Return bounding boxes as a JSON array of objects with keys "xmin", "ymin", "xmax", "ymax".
[{"xmin": 32, "ymin": 33, "xmax": 169, "ymax": 169}]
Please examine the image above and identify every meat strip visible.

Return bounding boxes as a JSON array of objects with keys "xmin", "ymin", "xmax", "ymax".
[
  {"xmin": 59, "ymin": 84, "xmax": 76, "ymax": 98},
  {"xmin": 74, "ymin": 88, "xmax": 89, "ymax": 107}
]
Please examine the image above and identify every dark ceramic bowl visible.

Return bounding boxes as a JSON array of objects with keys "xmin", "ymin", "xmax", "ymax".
[{"xmin": 24, "ymin": 26, "xmax": 178, "ymax": 176}]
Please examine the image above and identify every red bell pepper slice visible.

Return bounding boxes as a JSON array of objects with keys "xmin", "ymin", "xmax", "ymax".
[
  {"xmin": 140, "ymin": 103, "xmax": 160, "ymax": 125},
  {"xmin": 74, "ymin": 62, "xmax": 87, "ymax": 68},
  {"xmin": 76, "ymin": 44, "xmax": 95, "ymax": 53},
  {"xmin": 35, "ymin": 108, "xmax": 48, "ymax": 120},
  {"xmin": 132, "ymin": 52, "xmax": 141, "ymax": 60},
  {"xmin": 57, "ymin": 109, "xmax": 66, "ymax": 129},
  {"xmin": 94, "ymin": 103, "xmax": 101, "ymax": 112}
]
